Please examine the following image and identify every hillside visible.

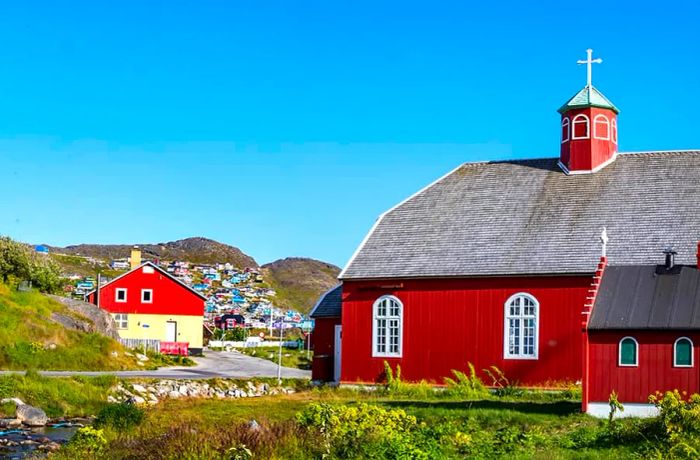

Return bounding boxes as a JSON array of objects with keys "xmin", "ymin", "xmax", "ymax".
[
  {"xmin": 50, "ymin": 237, "xmax": 258, "ymax": 268},
  {"xmin": 262, "ymin": 258, "xmax": 340, "ymax": 314},
  {"xmin": 0, "ymin": 284, "xmax": 139, "ymax": 370}
]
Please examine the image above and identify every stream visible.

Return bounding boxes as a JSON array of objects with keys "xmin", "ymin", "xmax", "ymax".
[{"xmin": 0, "ymin": 422, "xmax": 81, "ymax": 459}]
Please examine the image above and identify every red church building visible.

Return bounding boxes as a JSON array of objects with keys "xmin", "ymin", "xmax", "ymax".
[{"xmin": 311, "ymin": 50, "xmax": 700, "ymax": 416}]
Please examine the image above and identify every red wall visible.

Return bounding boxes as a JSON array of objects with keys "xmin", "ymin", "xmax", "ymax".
[
  {"xmin": 89, "ymin": 265, "xmax": 204, "ymax": 316},
  {"xmin": 588, "ymin": 331, "xmax": 700, "ymax": 403},
  {"xmin": 340, "ymin": 276, "xmax": 591, "ymax": 385},
  {"xmin": 560, "ymin": 107, "xmax": 617, "ymax": 172},
  {"xmin": 311, "ymin": 317, "xmax": 341, "ymax": 381}
]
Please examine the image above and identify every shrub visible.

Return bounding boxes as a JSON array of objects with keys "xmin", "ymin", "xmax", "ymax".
[
  {"xmin": 66, "ymin": 426, "xmax": 107, "ymax": 455},
  {"xmin": 647, "ymin": 390, "xmax": 700, "ymax": 458},
  {"xmin": 94, "ymin": 403, "xmax": 145, "ymax": 430},
  {"xmin": 483, "ymin": 366, "xmax": 523, "ymax": 397},
  {"xmin": 297, "ymin": 402, "xmax": 432, "ymax": 459}
]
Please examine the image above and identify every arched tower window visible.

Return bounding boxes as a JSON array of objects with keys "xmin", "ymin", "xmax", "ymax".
[
  {"xmin": 611, "ymin": 118, "xmax": 618, "ymax": 144},
  {"xmin": 619, "ymin": 337, "xmax": 638, "ymax": 367},
  {"xmin": 504, "ymin": 293, "xmax": 539, "ymax": 359},
  {"xmin": 561, "ymin": 117, "xmax": 570, "ymax": 143},
  {"xmin": 572, "ymin": 114, "xmax": 590, "ymax": 139},
  {"xmin": 674, "ymin": 337, "xmax": 693, "ymax": 367},
  {"xmin": 594, "ymin": 115, "xmax": 610, "ymax": 140},
  {"xmin": 372, "ymin": 295, "xmax": 403, "ymax": 357}
]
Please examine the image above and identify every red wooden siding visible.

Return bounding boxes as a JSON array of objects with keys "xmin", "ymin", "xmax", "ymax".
[
  {"xmin": 560, "ymin": 107, "xmax": 617, "ymax": 171},
  {"xmin": 588, "ymin": 331, "xmax": 700, "ymax": 403},
  {"xmin": 89, "ymin": 265, "xmax": 204, "ymax": 316},
  {"xmin": 340, "ymin": 276, "xmax": 591, "ymax": 385},
  {"xmin": 311, "ymin": 317, "xmax": 341, "ymax": 381}
]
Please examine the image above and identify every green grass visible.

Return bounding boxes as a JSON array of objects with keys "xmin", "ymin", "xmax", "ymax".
[
  {"xmin": 0, "ymin": 371, "xmax": 116, "ymax": 418},
  {"xmin": 51, "ymin": 386, "xmax": 661, "ymax": 459},
  {"xmin": 50, "ymin": 253, "xmax": 123, "ymax": 279},
  {"xmin": 235, "ymin": 346, "xmax": 312, "ymax": 370},
  {"xmin": 0, "ymin": 283, "xmax": 139, "ymax": 370}
]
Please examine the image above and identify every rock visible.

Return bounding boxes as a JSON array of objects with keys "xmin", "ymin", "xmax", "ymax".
[
  {"xmin": 16, "ymin": 404, "xmax": 48, "ymax": 427},
  {"xmin": 110, "ymin": 351, "xmax": 119, "ymax": 358},
  {"xmin": 44, "ymin": 343, "xmax": 57, "ymax": 350},
  {"xmin": 131, "ymin": 384, "xmax": 147, "ymax": 394},
  {"xmin": 178, "ymin": 385, "xmax": 188, "ymax": 395},
  {"xmin": 0, "ymin": 418, "xmax": 21, "ymax": 428},
  {"xmin": 136, "ymin": 361, "xmax": 145, "ymax": 367},
  {"xmin": 168, "ymin": 391, "xmax": 181, "ymax": 399},
  {"xmin": 132, "ymin": 396, "xmax": 146, "ymax": 405},
  {"xmin": 1, "ymin": 398, "xmax": 25, "ymax": 406},
  {"xmin": 107, "ymin": 396, "xmax": 118, "ymax": 403},
  {"xmin": 136, "ymin": 353, "xmax": 149, "ymax": 362},
  {"xmin": 248, "ymin": 419, "xmax": 260, "ymax": 431},
  {"xmin": 124, "ymin": 351, "xmax": 134, "ymax": 357}
]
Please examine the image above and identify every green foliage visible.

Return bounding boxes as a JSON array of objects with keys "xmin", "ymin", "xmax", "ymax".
[
  {"xmin": 646, "ymin": 390, "xmax": 700, "ymax": 458},
  {"xmin": 483, "ymin": 366, "xmax": 523, "ymax": 397},
  {"xmin": 0, "ymin": 236, "xmax": 63, "ymax": 292},
  {"xmin": 226, "ymin": 444, "xmax": 253, "ymax": 460},
  {"xmin": 608, "ymin": 390, "xmax": 624, "ymax": 424},
  {"xmin": 65, "ymin": 426, "xmax": 107, "ymax": 455},
  {"xmin": 297, "ymin": 402, "xmax": 434, "ymax": 459},
  {"xmin": 94, "ymin": 403, "xmax": 145, "ymax": 430},
  {"xmin": 443, "ymin": 363, "xmax": 489, "ymax": 399}
]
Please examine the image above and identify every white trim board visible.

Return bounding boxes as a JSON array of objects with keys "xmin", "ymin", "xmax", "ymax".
[{"xmin": 587, "ymin": 402, "xmax": 659, "ymax": 419}]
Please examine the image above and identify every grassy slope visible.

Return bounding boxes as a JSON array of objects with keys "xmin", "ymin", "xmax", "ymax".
[
  {"xmin": 0, "ymin": 284, "xmax": 138, "ymax": 371},
  {"xmin": 262, "ymin": 258, "xmax": 340, "ymax": 314},
  {"xmin": 56, "ymin": 389, "xmax": 648, "ymax": 459},
  {"xmin": 50, "ymin": 253, "xmax": 123, "ymax": 278}
]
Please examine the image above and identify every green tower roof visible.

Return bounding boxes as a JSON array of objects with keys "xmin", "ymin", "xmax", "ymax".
[{"xmin": 558, "ymin": 85, "xmax": 619, "ymax": 114}]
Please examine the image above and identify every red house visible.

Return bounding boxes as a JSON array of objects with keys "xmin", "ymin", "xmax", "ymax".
[
  {"xmin": 88, "ymin": 249, "xmax": 206, "ymax": 354},
  {"xmin": 312, "ymin": 50, "xmax": 700, "ymax": 416}
]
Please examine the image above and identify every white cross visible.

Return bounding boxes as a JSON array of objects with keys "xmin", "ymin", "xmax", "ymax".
[{"xmin": 577, "ymin": 49, "xmax": 602, "ymax": 87}]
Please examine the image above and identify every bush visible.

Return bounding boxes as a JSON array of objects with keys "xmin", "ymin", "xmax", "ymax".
[
  {"xmin": 94, "ymin": 402, "xmax": 145, "ymax": 430},
  {"xmin": 297, "ymin": 402, "xmax": 434, "ymax": 459},
  {"xmin": 443, "ymin": 363, "xmax": 489, "ymax": 399},
  {"xmin": 66, "ymin": 426, "xmax": 107, "ymax": 455},
  {"xmin": 647, "ymin": 390, "xmax": 700, "ymax": 458}
]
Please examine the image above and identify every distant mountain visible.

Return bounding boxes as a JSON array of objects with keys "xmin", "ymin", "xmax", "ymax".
[
  {"xmin": 262, "ymin": 258, "xmax": 341, "ymax": 315},
  {"xmin": 50, "ymin": 237, "xmax": 258, "ymax": 268}
]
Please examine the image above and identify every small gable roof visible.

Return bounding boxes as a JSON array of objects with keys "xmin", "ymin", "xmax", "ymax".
[
  {"xmin": 310, "ymin": 285, "xmax": 342, "ymax": 318},
  {"xmin": 340, "ymin": 151, "xmax": 700, "ymax": 280},
  {"xmin": 589, "ymin": 265, "xmax": 700, "ymax": 330},
  {"xmin": 88, "ymin": 262, "xmax": 207, "ymax": 301}
]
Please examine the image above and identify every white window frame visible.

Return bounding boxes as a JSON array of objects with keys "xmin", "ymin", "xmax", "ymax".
[
  {"xmin": 141, "ymin": 289, "xmax": 153, "ymax": 304},
  {"xmin": 372, "ymin": 295, "xmax": 403, "ymax": 358},
  {"xmin": 503, "ymin": 293, "xmax": 539, "ymax": 360},
  {"xmin": 115, "ymin": 288, "xmax": 127, "ymax": 303},
  {"xmin": 572, "ymin": 114, "xmax": 590, "ymax": 139},
  {"xmin": 618, "ymin": 336, "xmax": 639, "ymax": 367},
  {"xmin": 593, "ymin": 114, "xmax": 610, "ymax": 140},
  {"xmin": 113, "ymin": 313, "xmax": 128, "ymax": 329},
  {"xmin": 561, "ymin": 117, "xmax": 570, "ymax": 143},
  {"xmin": 674, "ymin": 337, "xmax": 694, "ymax": 368},
  {"xmin": 611, "ymin": 118, "xmax": 618, "ymax": 144}
]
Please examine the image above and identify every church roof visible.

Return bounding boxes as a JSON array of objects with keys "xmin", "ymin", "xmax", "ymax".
[
  {"xmin": 558, "ymin": 85, "xmax": 619, "ymax": 114},
  {"xmin": 589, "ymin": 265, "xmax": 700, "ymax": 330},
  {"xmin": 309, "ymin": 285, "xmax": 342, "ymax": 318},
  {"xmin": 340, "ymin": 151, "xmax": 700, "ymax": 280}
]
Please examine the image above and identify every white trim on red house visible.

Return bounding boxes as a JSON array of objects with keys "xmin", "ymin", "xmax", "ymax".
[
  {"xmin": 673, "ymin": 336, "xmax": 694, "ymax": 368},
  {"xmin": 572, "ymin": 114, "xmax": 590, "ymax": 139},
  {"xmin": 587, "ymin": 402, "xmax": 659, "ymax": 419},
  {"xmin": 339, "ymin": 163, "xmax": 467, "ymax": 280},
  {"xmin": 371, "ymin": 295, "xmax": 403, "ymax": 358},
  {"xmin": 141, "ymin": 288, "xmax": 153, "ymax": 304},
  {"xmin": 86, "ymin": 262, "xmax": 207, "ymax": 301},
  {"xmin": 503, "ymin": 292, "xmax": 540, "ymax": 360},
  {"xmin": 115, "ymin": 288, "xmax": 127, "ymax": 303},
  {"xmin": 593, "ymin": 114, "xmax": 610, "ymax": 140},
  {"xmin": 561, "ymin": 117, "xmax": 570, "ymax": 143},
  {"xmin": 618, "ymin": 336, "xmax": 639, "ymax": 367}
]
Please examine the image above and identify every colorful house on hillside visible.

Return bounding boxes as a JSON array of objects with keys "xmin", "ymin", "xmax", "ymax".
[
  {"xmin": 87, "ymin": 247, "xmax": 205, "ymax": 354},
  {"xmin": 311, "ymin": 50, "xmax": 700, "ymax": 417}
]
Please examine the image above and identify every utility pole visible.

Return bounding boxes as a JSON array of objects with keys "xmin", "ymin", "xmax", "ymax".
[{"xmin": 277, "ymin": 315, "xmax": 284, "ymax": 385}]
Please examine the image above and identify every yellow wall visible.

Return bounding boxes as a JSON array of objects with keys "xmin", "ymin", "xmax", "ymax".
[{"xmin": 113, "ymin": 313, "xmax": 203, "ymax": 349}]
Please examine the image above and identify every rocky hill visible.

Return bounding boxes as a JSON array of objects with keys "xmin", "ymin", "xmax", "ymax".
[
  {"xmin": 262, "ymin": 258, "xmax": 340, "ymax": 314},
  {"xmin": 50, "ymin": 237, "xmax": 258, "ymax": 268}
]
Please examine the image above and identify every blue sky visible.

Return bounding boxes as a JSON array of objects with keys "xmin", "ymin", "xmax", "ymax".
[{"xmin": 0, "ymin": 1, "xmax": 698, "ymax": 267}]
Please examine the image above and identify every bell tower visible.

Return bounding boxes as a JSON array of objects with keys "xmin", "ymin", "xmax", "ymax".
[{"xmin": 558, "ymin": 49, "xmax": 619, "ymax": 174}]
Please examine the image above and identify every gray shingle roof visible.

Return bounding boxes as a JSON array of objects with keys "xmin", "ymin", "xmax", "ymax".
[
  {"xmin": 589, "ymin": 265, "xmax": 700, "ymax": 330},
  {"xmin": 340, "ymin": 151, "xmax": 700, "ymax": 280},
  {"xmin": 309, "ymin": 285, "xmax": 342, "ymax": 318}
]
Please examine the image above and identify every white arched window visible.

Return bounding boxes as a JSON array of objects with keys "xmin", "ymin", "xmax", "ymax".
[
  {"xmin": 674, "ymin": 337, "xmax": 693, "ymax": 367},
  {"xmin": 572, "ymin": 114, "xmax": 590, "ymax": 139},
  {"xmin": 372, "ymin": 295, "xmax": 403, "ymax": 357},
  {"xmin": 504, "ymin": 293, "xmax": 539, "ymax": 359},
  {"xmin": 611, "ymin": 118, "xmax": 618, "ymax": 144},
  {"xmin": 594, "ymin": 115, "xmax": 610, "ymax": 140},
  {"xmin": 619, "ymin": 337, "xmax": 638, "ymax": 367},
  {"xmin": 561, "ymin": 117, "xmax": 570, "ymax": 143}
]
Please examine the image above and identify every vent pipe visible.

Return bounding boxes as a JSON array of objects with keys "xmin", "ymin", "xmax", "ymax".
[{"xmin": 663, "ymin": 247, "xmax": 677, "ymax": 270}]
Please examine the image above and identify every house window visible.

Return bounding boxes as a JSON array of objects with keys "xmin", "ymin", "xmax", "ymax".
[
  {"xmin": 619, "ymin": 337, "xmax": 638, "ymax": 367},
  {"xmin": 504, "ymin": 293, "xmax": 538, "ymax": 359},
  {"xmin": 372, "ymin": 295, "xmax": 403, "ymax": 357},
  {"xmin": 674, "ymin": 337, "xmax": 693, "ymax": 367},
  {"xmin": 594, "ymin": 115, "xmax": 610, "ymax": 140},
  {"xmin": 561, "ymin": 117, "xmax": 570, "ymax": 143},
  {"xmin": 114, "ymin": 313, "xmax": 128, "ymax": 329},
  {"xmin": 572, "ymin": 114, "xmax": 590, "ymax": 139},
  {"xmin": 115, "ymin": 288, "xmax": 127, "ymax": 303},
  {"xmin": 611, "ymin": 118, "xmax": 618, "ymax": 144},
  {"xmin": 141, "ymin": 289, "xmax": 153, "ymax": 303}
]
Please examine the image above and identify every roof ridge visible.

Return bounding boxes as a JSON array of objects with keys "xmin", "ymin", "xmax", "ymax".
[{"xmin": 618, "ymin": 149, "xmax": 700, "ymax": 156}]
